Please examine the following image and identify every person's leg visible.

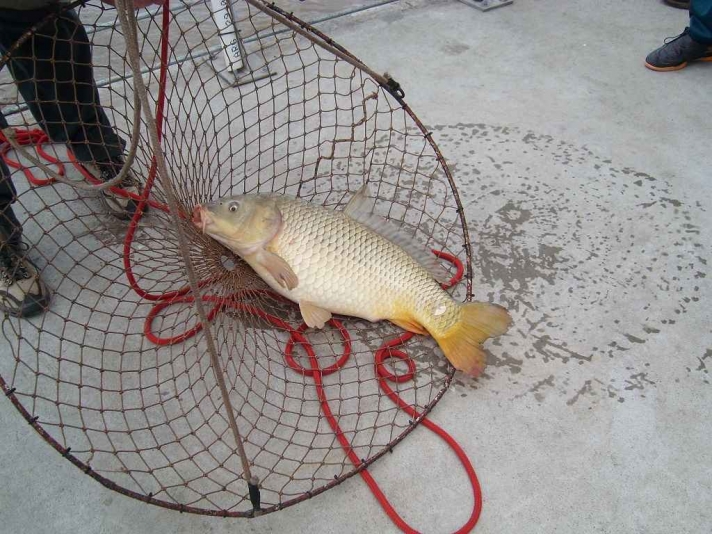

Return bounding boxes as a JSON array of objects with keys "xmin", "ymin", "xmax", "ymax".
[
  {"xmin": 0, "ymin": 113, "xmax": 50, "ymax": 317},
  {"xmin": 0, "ymin": 168, "xmax": 21, "ymax": 247},
  {"xmin": 0, "ymin": 6, "xmax": 142, "ymax": 219},
  {"xmin": 690, "ymin": 0, "xmax": 712, "ymax": 43},
  {"xmin": 645, "ymin": 0, "xmax": 712, "ymax": 71},
  {"xmin": 0, "ymin": 114, "xmax": 22, "ymax": 248},
  {"xmin": 0, "ymin": 222, "xmax": 51, "ymax": 317},
  {"xmin": 0, "ymin": 7, "xmax": 125, "ymax": 165},
  {"xmin": 0, "ymin": 160, "xmax": 23, "ymax": 249},
  {"xmin": 0, "ymin": 163, "xmax": 23, "ymax": 249}
]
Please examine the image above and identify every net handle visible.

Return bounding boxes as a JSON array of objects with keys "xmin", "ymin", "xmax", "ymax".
[{"xmin": 113, "ymin": 0, "xmax": 258, "ymax": 492}]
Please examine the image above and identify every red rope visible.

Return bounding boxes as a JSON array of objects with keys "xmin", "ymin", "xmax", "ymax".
[
  {"xmin": 285, "ymin": 254, "xmax": 483, "ymax": 534},
  {"xmin": 0, "ymin": 129, "xmax": 63, "ymax": 186},
  {"xmin": 0, "ymin": 3, "xmax": 483, "ymax": 531}
]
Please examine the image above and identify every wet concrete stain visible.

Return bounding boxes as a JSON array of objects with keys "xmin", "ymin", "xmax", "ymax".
[
  {"xmin": 623, "ymin": 372, "xmax": 656, "ymax": 392},
  {"xmin": 441, "ymin": 42, "xmax": 471, "ymax": 56},
  {"xmin": 427, "ymin": 123, "xmax": 710, "ymax": 405},
  {"xmin": 623, "ymin": 334, "xmax": 646, "ymax": 344},
  {"xmin": 486, "ymin": 349, "xmax": 523, "ymax": 374},
  {"xmin": 530, "ymin": 335, "xmax": 592, "ymax": 364},
  {"xmin": 515, "ymin": 374, "xmax": 555, "ymax": 401},
  {"xmin": 566, "ymin": 380, "xmax": 593, "ymax": 406},
  {"xmin": 687, "ymin": 348, "xmax": 711, "ymax": 385}
]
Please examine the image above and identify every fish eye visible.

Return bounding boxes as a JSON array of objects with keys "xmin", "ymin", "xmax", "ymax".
[{"xmin": 228, "ymin": 201, "xmax": 239, "ymax": 213}]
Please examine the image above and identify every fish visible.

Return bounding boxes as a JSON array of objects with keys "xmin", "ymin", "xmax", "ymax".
[{"xmin": 192, "ymin": 185, "xmax": 511, "ymax": 377}]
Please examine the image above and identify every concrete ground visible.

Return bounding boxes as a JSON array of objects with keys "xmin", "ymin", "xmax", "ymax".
[{"xmin": 1, "ymin": 0, "xmax": 711, "ymax": 533}]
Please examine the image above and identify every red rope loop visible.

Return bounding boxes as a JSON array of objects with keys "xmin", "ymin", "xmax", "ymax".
[
  {"xmin": 375, "ymin": 347, "xmax": 416, "ymax": 383},
  {"xmin": 0, "ymin": 128, "xmax": 63, "ymax": 186},
  {"xmin": 284, "ymin": 320, "xmax": 352, "ymax": 377}
]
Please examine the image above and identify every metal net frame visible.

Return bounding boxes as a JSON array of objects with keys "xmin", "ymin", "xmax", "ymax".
[{"xmin": 0, "ymin": 0, "xmax": 473, "ymax": 517}]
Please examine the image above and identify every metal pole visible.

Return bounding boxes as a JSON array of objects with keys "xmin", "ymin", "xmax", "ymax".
[{"xmin": 209, "ymin": 0, "xmax": 245, "ymax": 72}]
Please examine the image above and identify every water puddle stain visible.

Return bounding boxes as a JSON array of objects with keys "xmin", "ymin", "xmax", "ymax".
[{"xmin": 427, "ymin": 123, "xmax": 710, "ymax": 405}]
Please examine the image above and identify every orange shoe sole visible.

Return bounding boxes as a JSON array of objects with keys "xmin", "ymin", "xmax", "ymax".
[{"xmin": 645, "ymin": 55, "xmax": 712, "ymax": 71}]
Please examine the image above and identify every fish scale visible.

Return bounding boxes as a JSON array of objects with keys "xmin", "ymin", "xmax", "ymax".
[{"xmin": 267, "ymin": 197, "xmax": 460, "ymax": 331}]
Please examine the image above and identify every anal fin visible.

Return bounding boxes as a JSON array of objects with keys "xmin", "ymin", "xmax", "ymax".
[{"xmin": 299, "ymin": 301, "xmax": 332, "ymax": 329}]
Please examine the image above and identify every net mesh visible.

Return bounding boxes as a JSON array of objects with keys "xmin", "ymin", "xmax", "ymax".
[{"xmin": 0, "ymin": 0, "xmax": 471, "ymax": 516}]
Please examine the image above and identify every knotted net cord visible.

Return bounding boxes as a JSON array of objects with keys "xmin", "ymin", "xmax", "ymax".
[{"xmin": 0, "ymin": 0, "xmax": 481, "ymax": 528}]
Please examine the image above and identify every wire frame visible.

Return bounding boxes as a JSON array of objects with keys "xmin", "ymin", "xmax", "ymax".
[{"xmin": 0, "ymin": 0, "xmax": 472, "ymax": 516}]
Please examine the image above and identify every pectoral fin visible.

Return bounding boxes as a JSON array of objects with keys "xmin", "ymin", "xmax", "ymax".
[
  {"xmin": 256, "ymin": 249, "xmax": 299, "ymax": 290},
  {"xmin": 299, "ymin": 301, "xmax": 332, "ymax": 329}
]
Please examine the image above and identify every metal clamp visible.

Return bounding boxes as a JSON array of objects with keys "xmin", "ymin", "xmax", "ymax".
[
  {"xmin": 457, "ymin": 0, "xmax": 514, "ymax": 12},
  {"xmin": 208, "ymin": 0, "xmax": 276, "ymax": 86}
]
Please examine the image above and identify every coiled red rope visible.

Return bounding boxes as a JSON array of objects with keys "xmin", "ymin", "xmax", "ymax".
[
  {"xmin": 0, "ymin": 3, "xmax": 482, "ymax": 531},
  {"xmin": 0, "ymin": 129, "xmax": 63, "ymax": 186}
]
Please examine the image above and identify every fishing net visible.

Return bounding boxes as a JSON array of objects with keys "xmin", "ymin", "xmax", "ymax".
[{"xmin": 0, "ymin": 0, "xmax": 472, "ymax": 517}]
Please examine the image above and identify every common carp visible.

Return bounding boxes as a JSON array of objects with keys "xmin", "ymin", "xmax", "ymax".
[{"xmin": 192, "ymin": 185, "xmax": 511, "ymax": 377}]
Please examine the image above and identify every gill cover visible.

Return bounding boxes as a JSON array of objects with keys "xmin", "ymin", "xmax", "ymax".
[
  {"xmin": 200, "ymin": 195, "xmax": 299, "ymax": 290},
  {"xmin": 202, "ymin": 195, "xmax": 283, "ymax": 255}
]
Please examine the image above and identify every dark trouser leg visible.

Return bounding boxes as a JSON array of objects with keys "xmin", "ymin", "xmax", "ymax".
[
  {"xmin": 0, "ymin": 170, "xmax": 22, "ymax": 247},
  {"xmin": 690, "ymin": 0, "xmax": 712, "ymax": 43},
  {"xmin": 0, "ymin": 6, "xmax": 125, "ymax": 165},
  {"xmin": 0, "ymin": 113, "xmax": 22, "ymax": 246}
]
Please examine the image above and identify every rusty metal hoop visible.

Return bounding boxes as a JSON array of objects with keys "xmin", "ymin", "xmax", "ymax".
[{"xmin": 0, "ymin": 0, "xmax": 472, "ymax": 516}]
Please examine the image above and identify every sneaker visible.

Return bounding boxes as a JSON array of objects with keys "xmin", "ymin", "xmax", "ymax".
[
  {"xmin": 0, "ymin": 241, "xmax": 50, "ymax": 317},
  {"xmin": 645, "ymin": 28, "xmax": 712, "ymax": 71},
  {"xmin": 97, "ymin": 158, "xmax": 146, "ymax": 220},
  {"xmin": 663, "ymin": 0, "xmax": 690, "ymax": 8}
]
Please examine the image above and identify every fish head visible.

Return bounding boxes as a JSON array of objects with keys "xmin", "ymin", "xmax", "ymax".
[{"xmin": 192, "ymin": 195, "xmax": 282, "ymax": 254}]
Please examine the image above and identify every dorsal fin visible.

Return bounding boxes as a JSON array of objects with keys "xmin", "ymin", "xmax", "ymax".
[
  {"xmin": 344, "ymin": 183, "xmax": 376, "ymax": 220},
  {"xmin": 344, "ymin": 184, "xmax": 449, "ymax": 283}
]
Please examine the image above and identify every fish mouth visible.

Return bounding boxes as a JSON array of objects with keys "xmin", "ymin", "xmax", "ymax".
[{"xmin": 191, "ymin": 205, "xmax": 212, "ymax": 233}]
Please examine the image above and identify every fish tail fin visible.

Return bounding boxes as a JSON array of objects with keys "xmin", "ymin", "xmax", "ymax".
[{"xmin": 432, "ymin": 302, "xmax": 512, "ymax": 377}]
